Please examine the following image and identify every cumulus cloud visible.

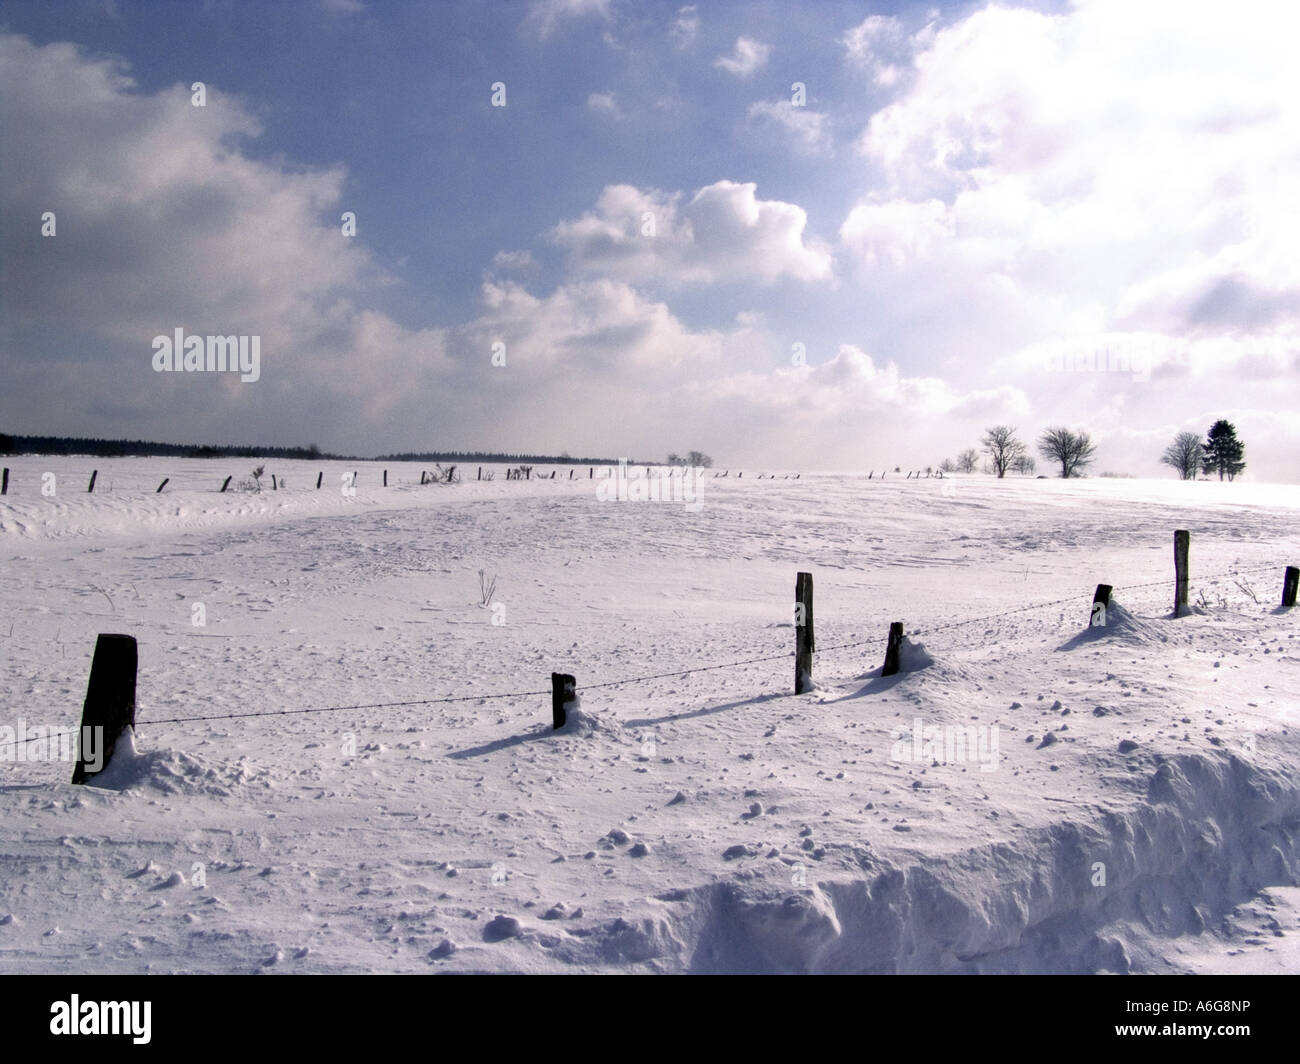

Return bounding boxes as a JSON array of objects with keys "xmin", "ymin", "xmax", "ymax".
[
  {"xmin": 0, "ymin": 33, "xmax": 448, "ymax": 451},
  {"xmin": 833, "ymin": 0, "xmax": 1300, "ymax": 478},
  {"xmin": 714, "ymin": 36, "xmax": 769, "ymax": 77},
  {"xmin": 842, "ymin": 14, "xmax": 910, "ymax": 86},
  {"xmin": 549, "ymin": 180, "xmax": 832, "ymax": 286}
]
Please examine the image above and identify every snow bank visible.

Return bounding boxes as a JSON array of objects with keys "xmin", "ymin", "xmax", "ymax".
[{"xmin": 651, "ymin": 746, "xmax": 1300, "ymax": 973}]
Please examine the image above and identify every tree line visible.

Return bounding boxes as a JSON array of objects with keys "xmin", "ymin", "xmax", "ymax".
[
  {"xmin": 0, "ymin": 434, "xmax": 637, "ymax": 466},
  {"xmin": 938, "ymin": 419, "xmax": 1247, "ymax": 480}
]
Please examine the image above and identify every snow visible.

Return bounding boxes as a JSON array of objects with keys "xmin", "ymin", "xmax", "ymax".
[{"xmin": 0, "ymin": 457, "xmax": 1297, "ymax": 972}]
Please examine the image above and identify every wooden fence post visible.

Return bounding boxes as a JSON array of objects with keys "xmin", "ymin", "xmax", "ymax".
[
  {"xmin": 1090, "ymin": 584, "xmax": 1112, "ymax": 627},
  {"xmin": 316, "ymin": 471, "xmax": 323, "ymax": 489},
  {"xmin": 795, "ymin": 572, "xmax": 814, "ymax": 694},
  {"xmin": 1283, "ymin": 566, "xmax": 1299, "ymax": 608},
  {"xmin": 219, "ymin": 475, "xmax": 232, "ymax": 493},
  {"xmin": 272, "ymin": 474, "xmax": 277, "ymax": 490},
  {"xmin": 1, "ymin": 467, "xmax": 9, "ymax": 495},
  {"xmin": 383, "ymin": 470, "xmax": 388, "ymax": 487},
  {"xmin": 552, "ymin": 673, "xmax": 576, "ymax": 730},
  {"xmin": 1174, "ymin": 529, "xmax": 1190, "ymax": 616},
  {"xmin": 71, "ymin": 634, "xmax": 137, "ymax": 784},
  {"xmin": 882, "ymin": 621, "xmax": 904, "ymax": 676},
  {"xmin": 87, "ymin": 470, "xmax": 97, "ymax": 493},
  {"xmin": 156, "ymin": 478, "xmax": 169, "ymax": 494},
  {"xmin": 477, "ymin": 466, "xmax": 482, "ymax": 481}
]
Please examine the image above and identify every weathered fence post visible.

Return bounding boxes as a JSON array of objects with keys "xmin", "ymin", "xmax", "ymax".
[
  {"xmin": 1174, "ymin": 529, "xmax": 1190, "ymax": 616},
  {"xmin": 477, "ymin": 466, "xmax": 482, "ymax": 481},
  {"xmin": 156, "ymin": 478, "xmax": 169, "ymax": 494},
  {"xmin": 2, "ymin": 467, "xmax": 9, "ymax": 494},
  {"xmin": 795, "ymin": 572, "xmax": 814, "ymax": 694},
  {"xmin": 1091, "ymin": 584, "xmax": 1112, "ymax": 627},
  {"xmin": 316, "ymin": 471, "xmax": 323, "ymax": 489},
  {"xmin": 1284, "ymin": 566, "xmax": 1299, "ymax": 608},
  {"xmin": 87, "ymin": 470, "xmax": 97, "ymax": 493},
  {"xmin": 551, "ymin": 673, "xmax": 576, "ymax": 730},
  {"xmin": 272, "ymin": 474, "xmax": 277, "ymax": 490},
  {"xmin": 383, "ymin": 470, "xmax": 388, "ymax": 487},
  {"xmin": 219, "ymin": 475, "xmax": 232, "ymax": 493},
  {"xmin": 71, "ymin": 633, "xmax": 137, "ymax": 784},
  {"xmin": 882, "ymin": 621, "xmax": 904, "ymax": 676}
]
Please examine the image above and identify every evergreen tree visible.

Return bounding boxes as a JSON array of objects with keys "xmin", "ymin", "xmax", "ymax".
[{"xmin": 1201, "ymin": 420, "xmax": 1246, "ymax": 481}]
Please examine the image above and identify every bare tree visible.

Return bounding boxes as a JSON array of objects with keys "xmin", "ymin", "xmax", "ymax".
[
  {"xmin": 1011, "ymin": 454, "xmax": 1036, "ymax": 475},
  {"xmin": 957, "ymin": 448, "xmax": 979, "ymax": 474},
  {"xmin": 938, "ymin": 457, "xmax": 957, "ymax": 473},
  {"xmin": 981, "ymin": 426, "xmax": 1026, "ymax": 478},
  {"xmin": 1038, "ymin": 427, "xmax": 1097, "ymax": 478},
  {"xmin": 1160, "ymin": 431, "xmax": 1203, "ymax": 480}
]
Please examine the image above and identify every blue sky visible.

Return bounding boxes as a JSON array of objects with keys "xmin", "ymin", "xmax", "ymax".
[{"xmin": 1, "ymin": 0, "xmax": 1297, "ymax": 479}]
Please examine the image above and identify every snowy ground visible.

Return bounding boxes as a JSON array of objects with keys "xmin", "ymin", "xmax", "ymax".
[{"xmin": 1, "ymin": 458, "xmax": 1298, "ymax": 973}]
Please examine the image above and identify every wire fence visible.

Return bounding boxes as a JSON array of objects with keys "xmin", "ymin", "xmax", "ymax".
[{"xmin": 1, "ymin": 552, "xmax": 1293, "ymax": 754}]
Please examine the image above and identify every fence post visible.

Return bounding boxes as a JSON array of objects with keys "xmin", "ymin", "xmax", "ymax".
[
  {"xmin": 552, "ymin": 673, "xmax": 576, "ymax": 730},
  {"xmin": 316, "ymin": 471, "xmax": 323, "ymax": 490},
  {"xmin": 71, "ymin": 634, "xmax": 137, "ymax": 784},
  {"xmin": 272, "ymin": 474, "xmax": 277, "ymax": 490},
  {"xmin": 477, "ymin": 466, "xmax": 482, "ymax": 481},
  {"xmin": 156, "ymin": 478, "xmax": 169, "ymax": 494},
  {"xmin": 1284, "ymin": 567, "xmax": 1299, "ymax": 608},
  {"xmin": 383, "ymin": 470, "xmax": 388, "ymax": 487},
  {"xmin": 795, "ymin": 572, "xmax": 814, "ymax": 694},
  {"xmin": 219, "ymin": 475, "xmax": 232, "ymax": 493},
  {"xmin": 2, "ymin": 467, "xmax": 9, "ymax": 494},
  {"xmin": 882, "ymin": 621, "xmax": 904, "ymax": 676},
  {"xmin": 1174, "ymin": 529, "xmax": 1190, "ymax": 616},
  {"xmin": 87, "ymin": 470, "xmax": 97, "ymax": 493},
  {"xmin": 1090, "ymin": 584, "xmax": 1112, "ymax": 627}
]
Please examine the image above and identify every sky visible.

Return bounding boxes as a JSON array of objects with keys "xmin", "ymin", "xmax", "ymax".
[{"xmin": 0, "ymin": 0, "xmax": 1297, "ymax": 480}]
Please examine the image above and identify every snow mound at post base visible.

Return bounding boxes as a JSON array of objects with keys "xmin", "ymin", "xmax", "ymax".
[
  {"xmin": 1059, "ymin": 600, "xmax": 1171, "ymax": 651},
  {"xmin": 897, "ymin": 636, "xmax": 933, "ymax": 671},
  {"xmin": 83, "ymin": 731, "xmax": 265, "ymax": 797}
]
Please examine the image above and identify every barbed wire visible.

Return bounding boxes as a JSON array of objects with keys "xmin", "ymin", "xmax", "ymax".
[{"xmin": 3, "ymin": 557, "xmax": 1292, "ymax": 750}]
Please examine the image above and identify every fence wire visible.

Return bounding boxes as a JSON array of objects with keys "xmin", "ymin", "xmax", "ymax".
[{"xmin": 1, "ymin": 558, "xmax": 1293, "ymax": 751}]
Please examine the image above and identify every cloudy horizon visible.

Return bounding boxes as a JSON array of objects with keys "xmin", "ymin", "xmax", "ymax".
[{"xmin": 2, "ymin": 0, "xmax": 1297, "ymax": 481}]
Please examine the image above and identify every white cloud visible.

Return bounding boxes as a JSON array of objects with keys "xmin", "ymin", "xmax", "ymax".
[
  {"xmin": 842, "ymin": 14, "xmax": 908, "ymax": 86},
  {"xmin": 549, "ymin": 180, "xmax": 832, "ymax": 286},
  {"xmin": 491, "ymin": 249, "xmax": 536, "ymax": 271},
  {"xmin": 832, "ymin": 0, "xmax": 1300, "ymax": 478},
  {"xmin": 714, "ymin": 36, "xmax": 769, "ymax": 77},
  {"xmin": 669, "ymin": 5, "xmax": 699, "ymax": 49},
  {"xmin": 586, "ymin": 91, "xmax": 620, "ymax": 117},
  {"xmin": 523, "ymin": 0, "xmax": 611, "ymax": 39},
  {"xmin": 747, "ymin": 100, "xmax": 830, "ymax": 155}
]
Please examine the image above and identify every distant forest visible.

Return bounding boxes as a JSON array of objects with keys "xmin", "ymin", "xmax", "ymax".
[{"xmin": 0, "ymin": 433, "xmax": 633, "ymax": 466}]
